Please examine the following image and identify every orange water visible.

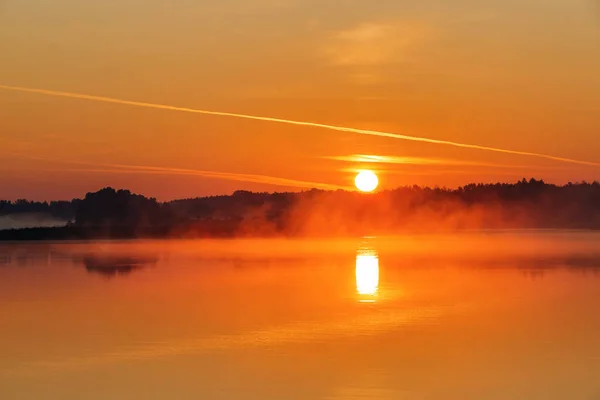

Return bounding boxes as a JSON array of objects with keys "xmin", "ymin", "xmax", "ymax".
[{"xmin": 1, "ymin": 234, "xmax": 600, "ymax": 399}]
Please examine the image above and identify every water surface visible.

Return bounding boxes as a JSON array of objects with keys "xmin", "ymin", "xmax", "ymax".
[{"xmin": 1, "ymin": 233, "xmax": 600, "ymax": 399}]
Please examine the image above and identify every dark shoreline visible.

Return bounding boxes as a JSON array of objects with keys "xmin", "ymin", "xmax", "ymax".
[
  {"xmin": 0, "ymin": 226, "xmax": 227, "ymax": 241},
  {"xmin": 4, "ymin": 180, "xmax": 600, "ymax": 241},
  {"xmin": 1, "ymin": 225, "xmax": 599, "ymax": 242}
]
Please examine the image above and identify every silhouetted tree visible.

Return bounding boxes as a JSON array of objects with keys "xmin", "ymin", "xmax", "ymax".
[
  {"xmin": 4, "ymin": 179, "xmax": 600, "ymax": 238},
  {"xmin": 75, "ymin": 187, "xmax": 171, "ymax": 230}
]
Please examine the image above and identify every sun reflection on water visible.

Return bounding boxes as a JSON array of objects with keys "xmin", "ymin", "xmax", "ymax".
[{"xmin": 356, "ymin": 247, "xmax": 379, "ymax": 302}]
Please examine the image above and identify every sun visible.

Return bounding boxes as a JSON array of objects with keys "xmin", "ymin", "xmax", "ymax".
[{"xmin": 355, "ymin": 170, "xmax": 379, "ymax": 192}]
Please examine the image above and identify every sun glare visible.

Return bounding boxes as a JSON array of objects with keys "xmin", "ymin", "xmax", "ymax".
[
  {"xmin": 356, "ymin": 251, "xmax": 379, "ymax": 300},
  {"xmin": 355, "ymin": 170, "xmax": 379, "ymax": 192}
]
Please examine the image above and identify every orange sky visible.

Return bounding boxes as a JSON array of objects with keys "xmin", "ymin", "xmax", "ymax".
[{"xmin": 1, "ymin": 0, "xmax": 600, "ymax": 200}]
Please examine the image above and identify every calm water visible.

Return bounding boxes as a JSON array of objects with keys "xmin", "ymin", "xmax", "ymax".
[{"xmin": 1, "ymin": 233, "xmax": 600, "ymax": 399}]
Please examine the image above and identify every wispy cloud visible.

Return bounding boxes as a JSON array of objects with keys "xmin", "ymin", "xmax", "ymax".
[
  {"xmin": 96, "ymin": 163, "xmax": 352, "ymax": 191},
  {"xmin": 326, "ymin": 154, "xmax": 564, "ymax": 170},
  {"xmin": 323, "ymin": 22, "xmax": 432, "ymax": 67},
  {"xmin": 328, "ymin": 154, "xmax": 451, "ymax": 165},
  {"xmin": 0, "ymin": 152, "xmax": 351, "ymax": 191},
  {"xmin": 341, "ymin": 167, "xmax": 548, "ymax": 177}
]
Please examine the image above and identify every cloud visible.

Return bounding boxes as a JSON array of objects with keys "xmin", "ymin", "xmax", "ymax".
[
  {"xmin": 74, "ymin": 163, "xmax": 353, "ymax": 191},
  {"xmin": 328, "ymin": 154, "xmax": 453, "ymax": 165},
  {"xmin": 326, "ymin": 154, "xmax": 564, "ymax": 170},
  {"xmin": 1, "ymin": 151, "xmax": 351, "ymax": 191},
  {"xmin": 323, "ymin": 21, "xmax": 432, "ymax": 67}
]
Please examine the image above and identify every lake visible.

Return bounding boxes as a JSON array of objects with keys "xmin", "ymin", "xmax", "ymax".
[{"xmin": 1, "ymin": 232, "xmax": 600, "ymax": 399}]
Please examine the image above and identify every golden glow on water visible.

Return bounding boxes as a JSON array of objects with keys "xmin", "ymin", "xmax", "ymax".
[
  {"xmin": 3, "ymin": 236, "xmax": 600, "ymax": 399},
  {"xmin": 356, "ymin": 249, "xmax": 379, "ymax": 301}
]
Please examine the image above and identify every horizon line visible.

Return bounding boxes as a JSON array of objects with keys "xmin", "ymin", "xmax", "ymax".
[{"xmin": 1, "ymin": 177, "xmax": 596, "ymax": 203}]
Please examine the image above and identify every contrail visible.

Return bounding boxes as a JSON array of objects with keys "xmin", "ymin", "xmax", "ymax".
[{"xmin": 1, "ymin": 84, "xmax": 599, "ymax": 167}]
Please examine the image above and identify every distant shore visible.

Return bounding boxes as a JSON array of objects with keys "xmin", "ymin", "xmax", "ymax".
[
  {"xmin": 3, "ymin": 180, "xmax": 600, "ymax": 240},
  {"xmin": 1, "ymin": 225, "xmax": 599, "ymax": 242},
  {"xmin": 0, "ymin": 225, "xmax": 234, "ymax": 241}
]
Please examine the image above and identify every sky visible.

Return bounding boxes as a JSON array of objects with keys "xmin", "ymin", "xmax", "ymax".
[{"xmin": 1, "ymin": 0, "xmax": 600, "ymax": 200}]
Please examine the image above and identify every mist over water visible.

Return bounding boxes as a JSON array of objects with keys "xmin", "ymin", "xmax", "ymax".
[
  {"xmin": 0, "ymin": 213, "xmax": 68, "ymax": 230},
  {"xmin": 1, "ymin": 232, "xmax": 600, "ymax": 399}
]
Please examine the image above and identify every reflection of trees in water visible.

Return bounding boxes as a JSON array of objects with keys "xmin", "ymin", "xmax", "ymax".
[
  {"xmin": 230, "ymin": 257, "xmax": 319, "ymax": 270},
  {"xmin": 0, "ymin": 250, "xmax": 158, "ymax": 275},
  {"xmin": 504, "ymin": 255, "xmax": 600, "ymax": 277},
  {"xmin": 520, "ymin": 269, "xmax": 548, "ymax": 280},
  {"xmin": 521, "ymin": 263, "xmax": 600, "ymax": 279},
  {"xmin": 0, "ymin": 254, "xmax": 10, "ymax": 266},
  {"xmin": 0, "ymin": 251, "xmax": 55, "ymax": 267},
  {"xmin": 379, "ymin": 253, "xmax": 600, "ymax": 278},
  {"xmin": 82, "ymin": 255, "xmax": 158, "ymax": 277},
  {"xmin": 449, "ymin": 254, "xmax": 600, "ymax": 279}
]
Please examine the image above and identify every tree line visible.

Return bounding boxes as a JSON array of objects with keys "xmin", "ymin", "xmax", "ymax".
[{"xmin": 2, "ymin": 179, "xmax": 600, "ymax": 238}]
